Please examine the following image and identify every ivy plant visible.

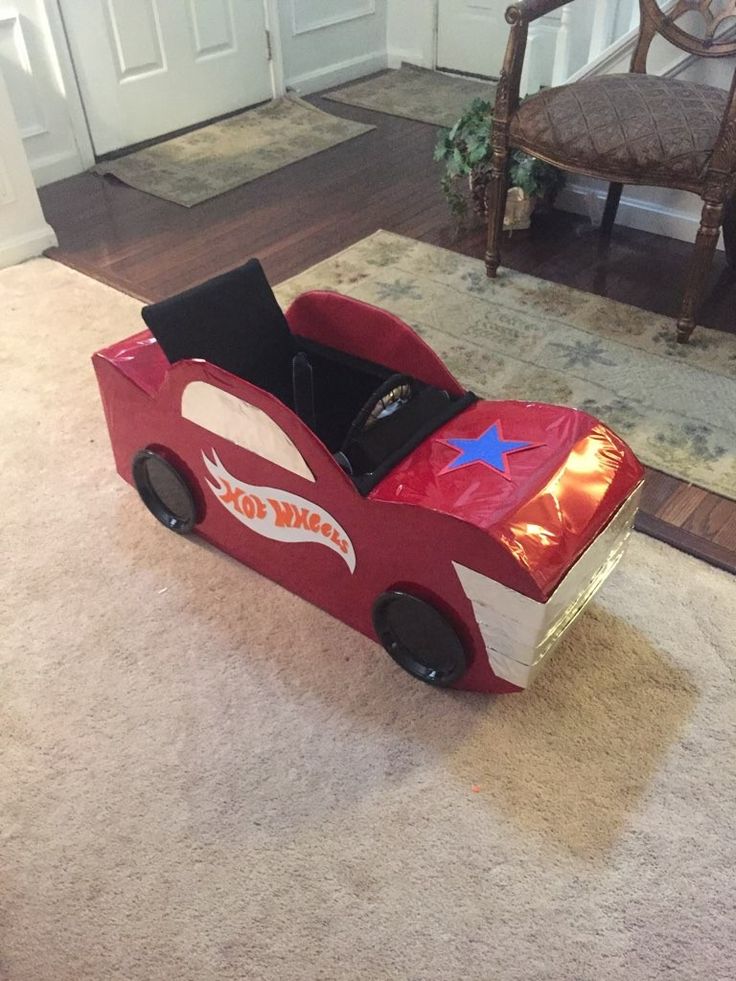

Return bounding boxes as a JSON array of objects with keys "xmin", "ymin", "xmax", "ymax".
[{"xmin": 434, "ymin": 98, "xmax": 565, "ymax": 220}]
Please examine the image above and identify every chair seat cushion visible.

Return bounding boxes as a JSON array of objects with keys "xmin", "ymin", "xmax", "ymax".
[{"xmin": 510, "ymin": 74, "xmax": 728, "ymax": 186}]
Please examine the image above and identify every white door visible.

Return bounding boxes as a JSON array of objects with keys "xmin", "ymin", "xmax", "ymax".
[
  {"xmin": 58, "ymin": 0, "xmax": 275, "ymax": 155},
  {"xmin": 436, "ymin": 0, "xmax": 510, "ymax": 79}
]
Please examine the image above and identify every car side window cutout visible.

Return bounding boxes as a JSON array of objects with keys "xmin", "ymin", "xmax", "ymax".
[{"xmin": 181, "ymin": 381, "xmax": 315, "ymax": 482}]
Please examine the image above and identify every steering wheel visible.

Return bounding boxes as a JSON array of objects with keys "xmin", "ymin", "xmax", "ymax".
[{"xmin": 341, "ymin": 374, "xmax": 416, "ymax": 453}]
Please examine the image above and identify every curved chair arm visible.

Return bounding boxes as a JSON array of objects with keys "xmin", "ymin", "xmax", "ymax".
[{"xmin": 493, "ymin": 0, "xmax": 576, "ymax": 131}]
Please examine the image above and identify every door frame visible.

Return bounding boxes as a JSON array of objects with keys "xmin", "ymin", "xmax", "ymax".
[
  {"xmin": 264, "ymin": 0, "xmax": 285, "ymax": 97},
  {"xmin": 46, "ymin": 0, "xmax": 96, "ymax": 170},
  {"xmin": 52, "ymin": 0, "xmax": 284, "ymax": 166}
]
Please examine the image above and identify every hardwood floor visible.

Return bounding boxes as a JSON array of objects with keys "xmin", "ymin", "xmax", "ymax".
[{"xmin": 38, "ymin": 95, "xmax": 736, "ymax": 574}]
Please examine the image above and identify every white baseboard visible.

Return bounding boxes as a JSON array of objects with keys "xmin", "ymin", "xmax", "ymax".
[
  {"xmin": 557, "ymin": 180, "xmax": 724, "ymax": 251},
  {"xmin": 387, "ymin": 48, "xmax": 433, "ymax": 70},
  {"xmin": 286, "ymin": 50, "xmax": 388, "ymax": 96},
  {"xmin": 30, "ymin": 148, "xmax": 88, "ymax": 188},
  {"xmin": 0, "ymin": 223, "xmax": 58, "ymax": 270}
]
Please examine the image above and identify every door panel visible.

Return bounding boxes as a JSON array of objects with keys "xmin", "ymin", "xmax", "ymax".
[
  {"xmin": 189, "ymin": 0, "xmax": 236, "ymax": 59},
  {"xmin": 59, "ymin": 0, "xmax": 273, "ymax": 155},
  {"xmin": 106, "ymin": 0, "xmax": 166, "ymax": 80},
  {"xmin": 436, "ymin": 0, "xmax": 509, "ymax": 79}
]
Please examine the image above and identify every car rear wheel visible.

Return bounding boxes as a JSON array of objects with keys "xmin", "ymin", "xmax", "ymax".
[
  {"xmin": 372, "ymin": 591, "xmax": 468, "ymax": 687},
  {"xmin": 132, "ymin": 449, "xmax": 197, "ymax": 534}
]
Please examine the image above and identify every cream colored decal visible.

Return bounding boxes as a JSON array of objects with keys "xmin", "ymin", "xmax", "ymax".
[
  {"xmin": 183, "ymin": 382, "xmax": 315, "ymax": 482},
  {"xmin": 203, "ymin": 450, "xmax": 356, "ymax": 572}
]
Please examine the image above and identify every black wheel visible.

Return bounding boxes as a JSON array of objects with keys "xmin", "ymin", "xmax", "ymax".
[
  {"xmin": 372, "ymin": 591, "xmax": 468, "ymax": 687},
  {"xmin": 132, "ymin": 449, "xmax": 197, "ymax": 534}
]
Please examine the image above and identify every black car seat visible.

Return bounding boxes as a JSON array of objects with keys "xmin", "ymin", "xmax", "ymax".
[
  {"xmin": 141, "ymin": 260, "xmax": 473, "ymax": 490},
  {"xmin": 141, "ymin": 258, "xmax": 315, "ymax": 427}
]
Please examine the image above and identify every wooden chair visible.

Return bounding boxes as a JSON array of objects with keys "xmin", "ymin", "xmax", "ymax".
[{"xmin": 485, "ymin": 0, "xmax": 736, "ymax": 342}]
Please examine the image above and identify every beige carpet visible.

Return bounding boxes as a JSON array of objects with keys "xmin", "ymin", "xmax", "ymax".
[
  {"xmin": 324, "ymin": 63, "xmax": 496, "ymax": 127},
  {"xmin": 2, "ymin": 256, "xmax": 736, "ymax": 981},
  {"xmin": 278, "ymin": 231, "xmax": 736, "ymax": 500},
  {"xmin": 95, "ymin": 95, "xmax": 374, "ymax": 206}
]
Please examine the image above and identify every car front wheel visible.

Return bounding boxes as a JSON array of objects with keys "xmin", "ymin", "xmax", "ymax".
[
  {"xmin": 132, "ymin": 449, "xmax": 197, "ymax": 534},
  {"xmin": 372, "ymin": 591, "xmax": 468, "ymax": 687}
]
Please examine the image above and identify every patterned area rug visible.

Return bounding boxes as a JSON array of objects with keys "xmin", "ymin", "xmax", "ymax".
[
  {"xmin": 95, "ymin": 96, "xmax": 375, "ymax": 207},
  {"xmin": 324, "ymin": 63, "xmax": 496, "ymax": 127},
  {"xmin": 275, "ymin": 231, "xmax": 736, "ymax": 500}
]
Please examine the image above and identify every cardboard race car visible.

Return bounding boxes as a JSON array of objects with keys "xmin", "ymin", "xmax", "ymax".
[{"xmin": 93, "ymin": 259, "xmax": 644, "ymax": 694}]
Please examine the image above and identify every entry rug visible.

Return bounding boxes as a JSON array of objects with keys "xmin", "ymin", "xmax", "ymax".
[
  {"xmin": 324, "ymin": 63, "xmax": 496, "ymax": 127},
  {"xmin": 94, "ymin": 95, "xmax": 375, "ymax": 207},
  {"xmin": 275, "ymin": 230, "xmax": 736, "ymax": 500}
]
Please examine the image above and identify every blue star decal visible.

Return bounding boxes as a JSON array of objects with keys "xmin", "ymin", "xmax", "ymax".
[{"xmin": 438, "ymin": 421, "xmax": 544, "ymax": 480}]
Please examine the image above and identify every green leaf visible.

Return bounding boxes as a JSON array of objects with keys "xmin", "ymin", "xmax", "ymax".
[
  {"xmin": 452, "ymin": 147, "xmax": 470, "ymax": 175},
  {"xmin": 467, "ymin": 140, "xmax": 489, "ymax": 165},
  {"xmin": 436, "ymin": 95, "xmax": 563, "ymax": 222}
]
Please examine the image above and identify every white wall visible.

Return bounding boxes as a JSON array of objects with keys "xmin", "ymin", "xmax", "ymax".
[
  {"xmin": 278, "ymin": 0, "xmax": 388, "ymax": 94},
  {"xmin": 386, "ymin": 0, "xmax": 435, "ymax": 69},
  {"xmin": 0, "ymin": 1, "xmax": 93, "ymax": 186},
  {"xmin": 0, "ymin": 62, "xmax": 56, "ymax": 267},
  {"xmin": 562, "ymin": 2, "xmax": 597, "ymax": 78}
]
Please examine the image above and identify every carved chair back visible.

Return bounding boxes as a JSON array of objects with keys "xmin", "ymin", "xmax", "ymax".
[{"xmin": 633, "ymin": 0, "xmax": 736, "ymax": 71}]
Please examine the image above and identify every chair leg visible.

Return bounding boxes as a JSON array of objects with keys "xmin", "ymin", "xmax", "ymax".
[
  {"xmin": 676, "ymin": 197, "xmax": 724, "ymax": 344},
  {"xmin": 601, "ymin": 182, "xmax": 623, "ymax": 238},
  {"xmin": 484, "ymin": 145, "xmax": 510, "ymax": 279},
  {"xmin": 722, "ymin": 196, "xmax": 736, "ymax": 271}
]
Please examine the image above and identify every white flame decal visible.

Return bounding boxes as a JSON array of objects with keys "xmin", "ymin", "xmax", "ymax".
[{"xmin": 202, "ymin": 449, "xmax": 356, "ymax": 573}]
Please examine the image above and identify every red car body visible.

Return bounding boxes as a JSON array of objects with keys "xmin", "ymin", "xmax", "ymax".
[{"xmin": 93, "ymin": 289, "xmax": 644, "ymax": 693}]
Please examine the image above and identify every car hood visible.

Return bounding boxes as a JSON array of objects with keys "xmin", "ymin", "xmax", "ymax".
[{"xmin": 368, "ymin": 399, "xmax": 644, "ymax": 593}]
